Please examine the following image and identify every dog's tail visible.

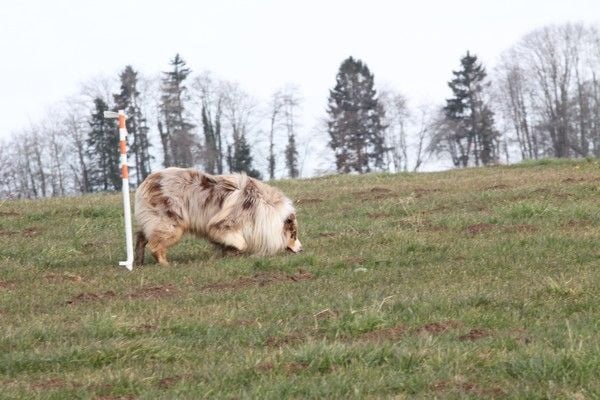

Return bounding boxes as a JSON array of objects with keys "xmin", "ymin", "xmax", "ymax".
[{"xmin": 134, "ymin": 231, "xmax": 148, "ymax": 266}]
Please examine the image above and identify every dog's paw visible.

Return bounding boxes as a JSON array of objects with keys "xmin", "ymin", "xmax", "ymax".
[
  {"xmin": 220, "ymin": 231, "xmax": 247, "ymax": 252},
  {"xmin": 222, "ymin": 245, "xmax": 243, "ymax": 257}
]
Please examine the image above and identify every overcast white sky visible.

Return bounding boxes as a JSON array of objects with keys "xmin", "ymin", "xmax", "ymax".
[{"xmin": 1, "ymin": 0, "xmax": 599, "ymax": 164}]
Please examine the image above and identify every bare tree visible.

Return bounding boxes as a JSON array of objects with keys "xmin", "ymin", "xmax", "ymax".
[
  {"xmin": 191, "ymin": 72, "xmax": 225, "ymax": 174},
  {"xmin": 221, "ymin": 81, "xmax": 261, "ymax": 177},
  {"xmin": 520, "ymin": 23, "xmax": 585, "ymax": 157},
  {"xmin": 380, "ymin": 89, "xmax": 409, "ymax": 172},
  {"xmin": 63, "ymin": 98, "xmax": 92, "ymax": 193},
  {"xmin": 281, "ymin": 86, "xmax": 302, "ymax": 178},
  {"xmin": 494, "ymin": 23, "xmax": 600, "ymax": 161},
  {"xmin": 265, "ymin": 85, "xmax": 302, "ymax": 179},
  {"xmin": 267, "ymin": 90, "xmax": 285, "ymax": 179},
  {"xmin": 427, "ymin": 108, "xmax": 466, "ymax": 168},
  {"xmin": 494, "ymin": 52, "xmax": 539, "ymax": 160},
  {"xmin": 27, "ymin": 126, "xmax": 49, "ymax": 197},
  {"xmin": 411, "ymin": 104, "xmax": 434, "ymax": 171}
]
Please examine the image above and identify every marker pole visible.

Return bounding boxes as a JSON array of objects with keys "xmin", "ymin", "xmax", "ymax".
[{"xmin": 104, "ymin": 110, "xmax": 134, "ymax": 271}]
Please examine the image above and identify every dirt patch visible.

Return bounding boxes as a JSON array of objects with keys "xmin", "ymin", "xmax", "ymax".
[
  {"xmin": 413, "ymin": 187, "xmax": 441, "ymax": 198},
  {"xmin": 22, "ymin": 227, "xmax": 42, "ymax": 237},
  {"xmin": 266, "ymin": 333, "xmax": 304, "ymax": 348},
  {"xmin": 318, "ymin": 232, "xmax": 337, "ymax": 238},
  {"xmin": 127, "ymin": 285, "xmax": 176, "ymax": 299},
  {"xmin": 66, "ymin": 290, "xmax": 116, "ymax": 305},
  {"xmin": 255, "ymin": 362, "xmax": 274, "ymax": 373},
  {"xmin": 346, "ymin": 257, "xmax": 366, "ymax": 265},
  {"xmin": 360, "ymin": 325, "xmax": 406, "ymax": 342},
  {"xmin": 45, "ymin": 273, "xmax": 84, "ymax": 283},
  {"xmin": 136, "ymin": 323, "xmax": 158, "ymax": 333},
  {"xmin": 296, "ymin": 198, "xmax": 323, "ymax": 205},
  {"xmin": 503, "ymin": 224, "xmax": 538, "ymax": 233},
  {"xmin": 415, "ymin": 320, "xmax": 460, "ymax": 335},
  {"xmin": 354, "ymin": 187, "xmax": 395, "ymax": 200},
  {"xmin": 459, "ymin": 328, "xmax": 490, "ymax": 341},
  {"xmin": 255, "ymin": 361, "xmax": 309, "ymax": 375},
  {"xmin": 485, "ymin": 184, "xmax": 509, "ymax": 190},
  {"xmin": 82, "ymin": 240, "xmax": 111, "ymax": 250},
  {"xmin": 564, "ymin": 219, "xmax": 592, "ymax": 228},
  {"xmin": 562, "ymin": 177, "xmax": 584, "ymax": 183},
  {"xmin": 370, "ymin": 187, "xmax": 392, "ymax": 194},
  {"xmin": 284, "ymin": 362, "xmax": 309, "ymax": 375},
  {"xmin": 0, "ymin": 280, "xmax": 16, "ymax": 290},
  {"xmin": 427, "ymin": 205, "xmax": 451, "ymax": 213},
  {"xmin": 157, "ymin": 375, "xmax": 182, "ymax": 389},
  {"xmin": 201, "ymin": 269, "xmax": 314, "ymax": 292},
  {"xmin": 0, "ymin": 230, "xmax": 18, "ymax": 236},
  {"xmin": 466, "ymin": 223, "xmax": 494, "ymax": 235},
  {"xmin": 31, "ymin": 378, "xmax": 68, "ymax": 390},
  {"xmin": 0, "ymin": 210, "xmax": 20, "ymax": 217},
  {"xmin": 531, "ymin": 187, "xmax": 551, "ymax": 195}
]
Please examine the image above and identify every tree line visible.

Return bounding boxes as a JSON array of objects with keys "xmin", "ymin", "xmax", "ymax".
[
  {"xmin": 0, "ymin": 55, "xmax": 303, "ymax": 198},
  {"xmin": 1, "ymin": 22, "xmax": 599, "ymax": 199}
]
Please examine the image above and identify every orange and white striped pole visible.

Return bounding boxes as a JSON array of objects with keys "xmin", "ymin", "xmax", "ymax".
[{"xmin": 104, "ymin": 109, "xmax": 134, "ymax": 271}]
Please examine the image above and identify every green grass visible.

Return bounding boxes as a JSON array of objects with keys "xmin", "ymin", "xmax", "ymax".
[{"xmin": 1, "ymin": 160, "xmax": 600, "ymax": 399}]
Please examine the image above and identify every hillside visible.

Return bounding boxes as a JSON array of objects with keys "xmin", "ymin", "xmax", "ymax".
[{"xmin": 1, "ymin": 160, "xmax": 599, "ymax": 399}]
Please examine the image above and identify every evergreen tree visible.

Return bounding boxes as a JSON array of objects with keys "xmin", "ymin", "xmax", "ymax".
[
  {"xmin": 285, "ymin": 132, "xmax": 299, "ymax": 178},
  {"xmin": 86, "ymin": 98, "xmax": 120, "ymax": 191},
  {"xmin": 113, "ymin": 65, "xmax": 152, "ymax": 186},
  {"xmin": 327, "ymin": 56, "xmax": 386, "ymax": 173},
  {"xmin": 444, "ymin": 51, "xmax": 499, "ymax": 166},
  {"xmin": 158, "ymin": 54, "xmax": 197, "ymax": 167},
  {"xmin": 228, "ymin": 132, "xmax": 261, "ymax": 179}
]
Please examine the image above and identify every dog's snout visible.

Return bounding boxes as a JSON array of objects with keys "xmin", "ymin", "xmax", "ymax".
[{"xmin": 287, "ymin": 239, "xmax": 303, "ymax": 253}]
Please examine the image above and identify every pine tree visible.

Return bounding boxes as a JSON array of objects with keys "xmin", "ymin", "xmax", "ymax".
[
  {"xmin": 113, "ymin": 65, "xmax": 152, "ymax": 186},
  {"xmin": 228, "ymin": 132, "xmax": 261, "ymax": 179},
  {"xmin": 444, "ymin": 51, "xmax": 499, "ymax": 166},
  {"xmin": 285, "ymin": 132, "xmax": 299, "ymax": 178},
  {"xmin": 327, "ymin": 56, "xmax": 386, "ymax": 173},
  {"xmin": 158, "ymin": 54, "xmax": 197, "ymax": 167},
  {"xmin": 86, "ymin": 98, "xmax": 120, "ymax": 191}
]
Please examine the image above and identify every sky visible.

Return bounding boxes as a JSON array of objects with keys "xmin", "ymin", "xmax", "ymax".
[{"xmin": 1, "ymin": 0, "xmax": 599, "ymax": 170}]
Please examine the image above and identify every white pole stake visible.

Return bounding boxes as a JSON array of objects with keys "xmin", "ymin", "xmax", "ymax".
[{"xmin": 104, "ymin": 110, "xmax": 134, "ymax": 271}]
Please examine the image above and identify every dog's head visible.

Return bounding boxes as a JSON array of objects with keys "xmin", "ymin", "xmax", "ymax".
[{"xmin": 283, "ymin": 213, "xmax": 302, "ymax": 253}]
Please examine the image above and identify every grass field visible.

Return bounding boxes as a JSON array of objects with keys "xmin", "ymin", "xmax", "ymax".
[{"xmin": 1, "ymin": 159, "xmax": 600, "ymax": 399}]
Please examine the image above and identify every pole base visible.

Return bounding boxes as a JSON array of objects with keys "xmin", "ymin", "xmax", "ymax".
[{"xmin": 119, "ymin": 261, "xmax": 133, "ymax": 271}]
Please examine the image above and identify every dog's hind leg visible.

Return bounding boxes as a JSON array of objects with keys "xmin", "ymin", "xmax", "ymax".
[
  {"xmin": 134, "ymin": 231, "xmax": 148, "ymax": 266},
  {"xmin": 147, "ymin": 226, "xmax": 184, "ymax": 266}
]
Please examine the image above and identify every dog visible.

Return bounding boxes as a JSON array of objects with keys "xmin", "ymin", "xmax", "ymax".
[{"xmin": 134, "ymin": 168, "xmax": 302, "ymax": 266}]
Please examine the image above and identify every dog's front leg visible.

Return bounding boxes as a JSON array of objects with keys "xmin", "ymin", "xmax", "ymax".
[
  {"xmin": 215, "ymin": 230, "xmax": 247, "ymax": 252},
  {"xmin": 207, "ymin": 213, "xmax": 247, "ymax": 253}
]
